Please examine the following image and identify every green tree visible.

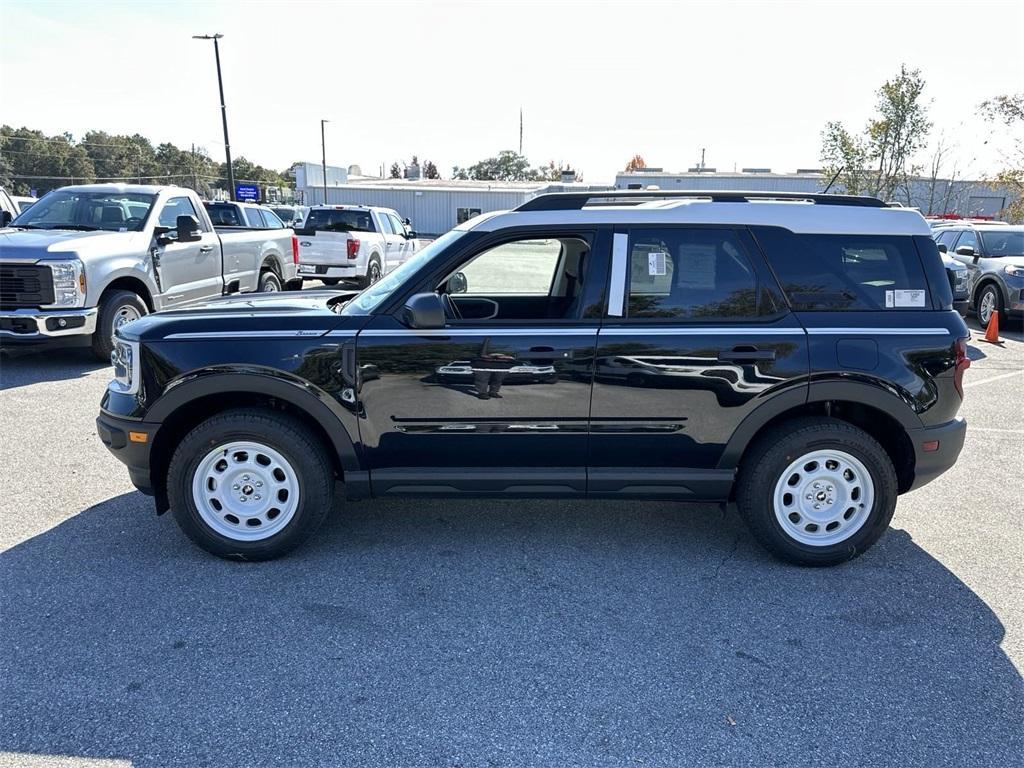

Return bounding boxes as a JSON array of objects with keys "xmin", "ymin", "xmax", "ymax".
[
  {"xmin": 422, "ymin": 160, "xmax": 440, "ymax": 179},
  {"xmin": 0, "ymin": 126, "xmax": 95, "ymax": 194},
  {"xmin": 820, "ymin": 65, "xmax": 931, "ymax": 201},
  {"xmin": 979, "ymin": 92, "xmax": 1023, "ymax": 222},
  {"xmin": 389, "ymin": 162, "xmax": 402, "ymax": 179}
]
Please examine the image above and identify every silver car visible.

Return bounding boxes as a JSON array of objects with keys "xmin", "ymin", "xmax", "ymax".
[{"xmin": 934, "ymin": 223, "xmax": 1024, "ymax": 325}]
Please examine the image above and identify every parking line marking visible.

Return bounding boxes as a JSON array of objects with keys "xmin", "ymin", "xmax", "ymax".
[{"xmin": 963, "ymin": 370, "xmax": 1024, "ymax": 388}]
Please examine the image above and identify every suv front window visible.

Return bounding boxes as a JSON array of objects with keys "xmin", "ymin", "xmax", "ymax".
[{"xmin": 342, "ymin": 229, "xmax": 467, "ymax": 315}]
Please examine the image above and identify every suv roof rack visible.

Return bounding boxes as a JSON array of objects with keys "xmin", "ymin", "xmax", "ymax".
[{"xmin": 516, "ymin": 190, "xmax": 888, "ymax": 212}]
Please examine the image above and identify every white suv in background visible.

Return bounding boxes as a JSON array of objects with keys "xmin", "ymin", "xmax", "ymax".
[{"xmin": 295, "ymin": 205, "xmax": 420, "ymax": 288}]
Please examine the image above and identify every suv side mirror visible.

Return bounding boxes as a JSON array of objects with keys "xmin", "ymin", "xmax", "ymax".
[
  {"xmin": 955, "ymin": 245, "xmax": 976, "ymax": 257},
  {"xmin": 936, "ymin": 242, "xmax": 948, "ymax": 253},
  {"xmin": 448, "ymin": 271, "xmax": 468, "ymax": 294},
  {"xmin": 402, "ymin": 292, "xmax": 446, "ymax": 329},
  {"xmin": 1, "ymin": 210, "xmax": 11, "ymax": 227},
  {"xmin": 405, "ymin": 230, "xmax": 418, "ymax": 239},
  {"xmin": 177, "ymin": 214, "xmax": 202, "ymax": 243}
]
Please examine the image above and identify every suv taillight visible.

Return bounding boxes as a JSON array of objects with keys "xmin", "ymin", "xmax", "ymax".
[
  {"xmin": 291, "ymin": 235, "xmax": 299, "ymax": 264},
  {"xmin": 347, "ymin": 239, "xmax": 360, "ymax": 260},
  {"xmin": 954, "ymin": 336, "xmax": 970, "ymax": 398}
]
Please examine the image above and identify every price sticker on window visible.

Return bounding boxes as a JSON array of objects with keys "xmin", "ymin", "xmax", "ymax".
[
  {"xmin": 885, "ymin": 289, "xmax": 926, "ymax": 308},
  {"xmin": 648, "ymin": 251, "xmax": 668, "ymax": 276}
]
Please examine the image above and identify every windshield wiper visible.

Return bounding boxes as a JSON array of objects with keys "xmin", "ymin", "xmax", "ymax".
[{"xmin": 45, "ymin": 224, "xmax": 100, "ymax": 232}]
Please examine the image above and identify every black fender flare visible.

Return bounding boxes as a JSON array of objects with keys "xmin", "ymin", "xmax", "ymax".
[
  {"xmin": 716, "ymin": 378, "xmax": 923, "ymax": 471},
  {"xmin": 146, "ymin": 369, "xmax": 361, "ymax": 474}
]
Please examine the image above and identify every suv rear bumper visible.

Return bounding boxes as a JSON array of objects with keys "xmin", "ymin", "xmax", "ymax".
[
  {"xmin": 907, "ymin": 417, "xmax": 966, "ymax": 491},
  {"xmin": 0, "ymin": 307, "xmax": 97, "ymax": 340},
  {"xmin": 96, "ymin": 412, "xmax": 157, "ymax": 496}
]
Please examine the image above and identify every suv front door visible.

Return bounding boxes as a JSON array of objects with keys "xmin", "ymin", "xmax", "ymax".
[
  {"xmin": 588, "ymin": 226, "xmax": 809, "ymax": 498},
  {"xmin": 354, "ymin": 229, "xmax": 610, "ymax": 497}
]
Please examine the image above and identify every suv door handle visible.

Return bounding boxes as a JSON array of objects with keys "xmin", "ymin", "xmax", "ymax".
[
  {"xmin": 199, "ymin": 245, "xmax": 214, "ymax": 253},
  {"xmin": 527, "ymin": 347, "xmax": 574, "ymax": 360},
  {"xmin": 717, "ymin": 346, "xmax": 775, "ymax": 362}
]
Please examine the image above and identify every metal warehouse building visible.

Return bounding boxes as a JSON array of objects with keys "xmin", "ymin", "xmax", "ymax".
[
  {"xmin": 615, "ymin": 169, "xmax": 1017, "ymax": 219},
  {"xmin": 296, "ymin": 168, "xmax": 611, "ymax": 236}
]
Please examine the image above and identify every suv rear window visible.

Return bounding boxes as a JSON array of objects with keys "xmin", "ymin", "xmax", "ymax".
[
  {"xmin": 304, "ymin": 209, "xmax": 376, "ymax": 233},
  {"xmin": 755, "ymin": 229, "xmax": 930, "ymax": 311}
]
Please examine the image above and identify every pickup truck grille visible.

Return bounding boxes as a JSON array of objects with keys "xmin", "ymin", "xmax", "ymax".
[{"xmin": 0, "ymin": 265, "xmax": 55, "ymax": 309}]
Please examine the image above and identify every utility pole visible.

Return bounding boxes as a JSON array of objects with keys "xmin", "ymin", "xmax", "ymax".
[
  {"xmin": 519, "ymin": 107, "xmax": 523, "ymax": 155},
  {"xmin": 321, "ymin": 119, "xmax": 330, "ymax": 205},
  {"xmin": 193, "ymin": 33, "xmax": 235, "ymax": 200}
]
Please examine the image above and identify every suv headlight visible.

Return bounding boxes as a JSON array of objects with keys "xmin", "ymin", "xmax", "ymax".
[
  {"xmin": 47, "ymin": 259, "xmax": 86, "ymax": 307},
  {"xmin": 1004, "ymin": 264, "xmax": 1024, "ymax": 278},
  {"xmin": 110, "ymin": 338, "xmax": 140, "ymax": 395}
]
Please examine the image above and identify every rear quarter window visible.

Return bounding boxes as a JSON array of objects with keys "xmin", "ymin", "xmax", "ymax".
[{"xmin": 753, "ymin": 228, "xmax": 930, "ymax": 311}]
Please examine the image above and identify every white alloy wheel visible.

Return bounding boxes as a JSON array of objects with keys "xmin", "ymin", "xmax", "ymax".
[
  {"xmin": 191, "ymin": 441, "xmax": 300, "ymax": 541},
  {"xmin": 772, "ymin": 449, "xmax": 875, "ymax": 547}
]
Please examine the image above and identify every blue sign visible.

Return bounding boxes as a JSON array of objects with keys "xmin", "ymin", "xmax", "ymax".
[{"xmin": 235, "ymin": 184, "xmax": 259, "ymax": 202}]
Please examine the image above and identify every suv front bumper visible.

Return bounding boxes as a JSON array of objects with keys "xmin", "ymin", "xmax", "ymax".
[
  {"xmin": 907, "ymin": 417, "xmax": 966, "ymax": 491},
  {"xmin": 0, "ymin": 307, "xmax": 97, "ymax": 340},
  {"xmin": 96, "ymin": 412, "xmax": 158, "ymax": 496}
]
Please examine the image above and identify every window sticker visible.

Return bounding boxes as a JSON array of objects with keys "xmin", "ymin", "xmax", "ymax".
[
  {"xmin": 885, "ymin": 289, "xmax": 926, "ymax": 308},
  {"xmin": 676, "ymin": 243, "xmax": 716, "ymax": 289},
  {"xmin": 648, "ymin": 251, "xmax": 667, "ymax": 276}
]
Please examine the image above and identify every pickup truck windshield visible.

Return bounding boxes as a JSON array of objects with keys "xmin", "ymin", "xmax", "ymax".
[
  {"xmin": 305, "ymin": 209, "xmax": 376, "ymax": 233},
  {"xmin": 12, "ymin": 190, "xmax": 155, "ymax": 232},
  {"xmin": 342, "ymin": 229, "xmax": 467, "ymax": 315},
  {"xmin": 980, "ymin": 230, "xmax": 1024, "ymax": 256}
]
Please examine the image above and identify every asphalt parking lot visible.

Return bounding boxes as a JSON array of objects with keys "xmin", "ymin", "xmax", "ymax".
[{"xmin": 0, "ymin": 314, "xmax": 1021, "ymax": 768}]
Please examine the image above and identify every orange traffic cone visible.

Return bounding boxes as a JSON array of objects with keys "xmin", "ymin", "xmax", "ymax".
[{"xmin": 980, "ymin": 310, "xmax": 1003, "ymax": 344}]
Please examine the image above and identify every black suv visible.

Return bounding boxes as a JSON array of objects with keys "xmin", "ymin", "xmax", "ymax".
[{"xmin": 98, "ymin": 191, "xmax": 970, "ymax": 566}]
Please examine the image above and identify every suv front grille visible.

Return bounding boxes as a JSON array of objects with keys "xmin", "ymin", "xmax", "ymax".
[{"xmin": 0, "ymin": 265, "xmax": 55, "ymax": 309}]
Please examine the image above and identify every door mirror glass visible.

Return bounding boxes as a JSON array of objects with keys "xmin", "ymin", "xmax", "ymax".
[
  {"xmin": 936, "ymin": 242, "xmax": 948, "ymax": 253},
  {"xmin": 176, "ymin": 214, "xmax": 202, "ymax": 243},
  {"xmin": 955, "ymin": 245, "xmax": 975, "ymax": 257},
  {"xmin": 406, "ymin": 230, "xmax": 418, "ymax": 239},
  {"xmin": 1, "ymin": 210, "xmax": 11, "ymax": 228},
  {"xmin": 448, "ymin": 271, "xmax": 468, "ymax": 294},
  {"xmin": 402, "ymin": 292, "xmax": 446, "ymax": 329}
]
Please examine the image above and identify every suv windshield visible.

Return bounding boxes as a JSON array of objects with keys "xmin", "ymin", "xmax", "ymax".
[
  {"xmin": 12, "ymin": 190, "xmax": 156, "ymax": 232},
  {"xmin": 980, "ymin": 230, "xmax": 1024, "ymax": 256},
  {"xmin": 305, "ymin": 208, "xmax": 375, "ymax": 233},
  {"xmin": 342, "ymin": 229, "xmax": 467, "ymax": 315}
]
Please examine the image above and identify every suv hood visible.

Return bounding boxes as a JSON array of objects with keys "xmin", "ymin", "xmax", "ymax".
[
  {"xmin": 0, "ymin": 228, "xmax": 147, "ymax": 262},
  {"xmin": 120, "ymin": 289, "xmax": 365, "ymax": 342}
]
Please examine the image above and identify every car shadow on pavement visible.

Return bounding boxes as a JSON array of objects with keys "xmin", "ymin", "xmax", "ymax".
[
  {"xmin": 1, "ymin": 492, "xmax": 1020, "ymax": 767},
  {"xmin": 0, "ymin": 346, "xmax": 108, "ymax": 391}
]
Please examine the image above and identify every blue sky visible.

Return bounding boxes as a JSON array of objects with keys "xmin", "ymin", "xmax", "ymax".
[{"xmin": 1, "ymin": 0, "xmax": 1021, "ymax": 182}]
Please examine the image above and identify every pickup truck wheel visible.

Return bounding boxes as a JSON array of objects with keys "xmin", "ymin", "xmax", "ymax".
[
  {"xmin": 167, "ymin": 408, "xmax": 334, "ymax": 561},
  {"xmin": 735, "ymin": 417, "xmax": 897, "ymax": 567},
  {"xmin": 259, "ymin": 270, "xmax": 282, "ymax": 292},
  {"xmin": 357, "ymin": 256, "xmax": 382, "ymax": 289},
  {"xmin": 320, "ymin": 278, "xmax": 341, "ymax": 286},
  {"xmin": 91, "ymin": 289, "xmax": 147, "ymax": 362}
]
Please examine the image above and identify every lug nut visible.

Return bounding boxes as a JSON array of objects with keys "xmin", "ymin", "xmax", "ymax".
[
  {"xmin": 256, "ymin": 481, "xmax": 263, "ymax": 488},
  {"xmin": 233, "ymin": 484, "xmax": 240, "ymax": 490},
  {"xmin": 254, "ymin": 494, "xmax": 261, "ymax": 501},
  {"xmin": 240, "ymin": 496, "xmax": 247, "ymax": 502}
]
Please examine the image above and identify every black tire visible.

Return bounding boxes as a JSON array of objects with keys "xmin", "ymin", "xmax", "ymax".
[
  {"xmin": 975, "ymin": 283, "xmax": 1004, "ymax": 327},
  {"xmin": 91, "ymin": 289, "xmax": 147, "ymax": 362},
  {"xmin": 735, "ymin": 417, "xmax": 897, "ymax": 567},
  {"xmin": 320, "ymin": 278, "xmax": 341, "ymax": 286},
  {"xmin": 357, "ymin": 256, "xmax": 382, "ymax": 289},
  {"xmin": 167, "ymin": 408, "xmax": 334, "ymax": 561},
  {"xmin": 259, "ymin": 269, "xmax": 282, "ymax": 292}
]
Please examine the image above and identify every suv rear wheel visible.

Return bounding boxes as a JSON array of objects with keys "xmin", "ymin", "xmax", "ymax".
[
  {"xmin": 736, "ymin": 417, "xmax": 897, "ymax": 566},
  {"xmin": 167, "ymin": 408, "xmax": 334, "ymax": 560}
]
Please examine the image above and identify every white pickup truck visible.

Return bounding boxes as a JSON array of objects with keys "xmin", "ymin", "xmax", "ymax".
[
  {"xmin": 0, "ymin": 184, "xmax": 299, "ymax": 359},
  {"xmin": 295, "ymin": 204, "xmax": 420, "ymax": 287}
]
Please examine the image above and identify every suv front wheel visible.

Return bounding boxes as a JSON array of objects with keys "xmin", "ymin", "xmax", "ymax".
[
  {"xmin": 736, "ymin": 417, "xmax": 897, "ymax": 566},
  {"xmin": 167, "ymin": 408, "xmax": 334, "ymax": 560}
]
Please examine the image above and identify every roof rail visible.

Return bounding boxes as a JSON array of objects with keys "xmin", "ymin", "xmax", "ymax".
[{"xmin": 516, "ymin": 190, "xmax": 887, "ymax": 212}]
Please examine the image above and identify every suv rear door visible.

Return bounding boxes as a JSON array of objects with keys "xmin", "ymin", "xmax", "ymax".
[{"xmin": 589, "ymin": 226, "xmax": 809, "ymax": 498}]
